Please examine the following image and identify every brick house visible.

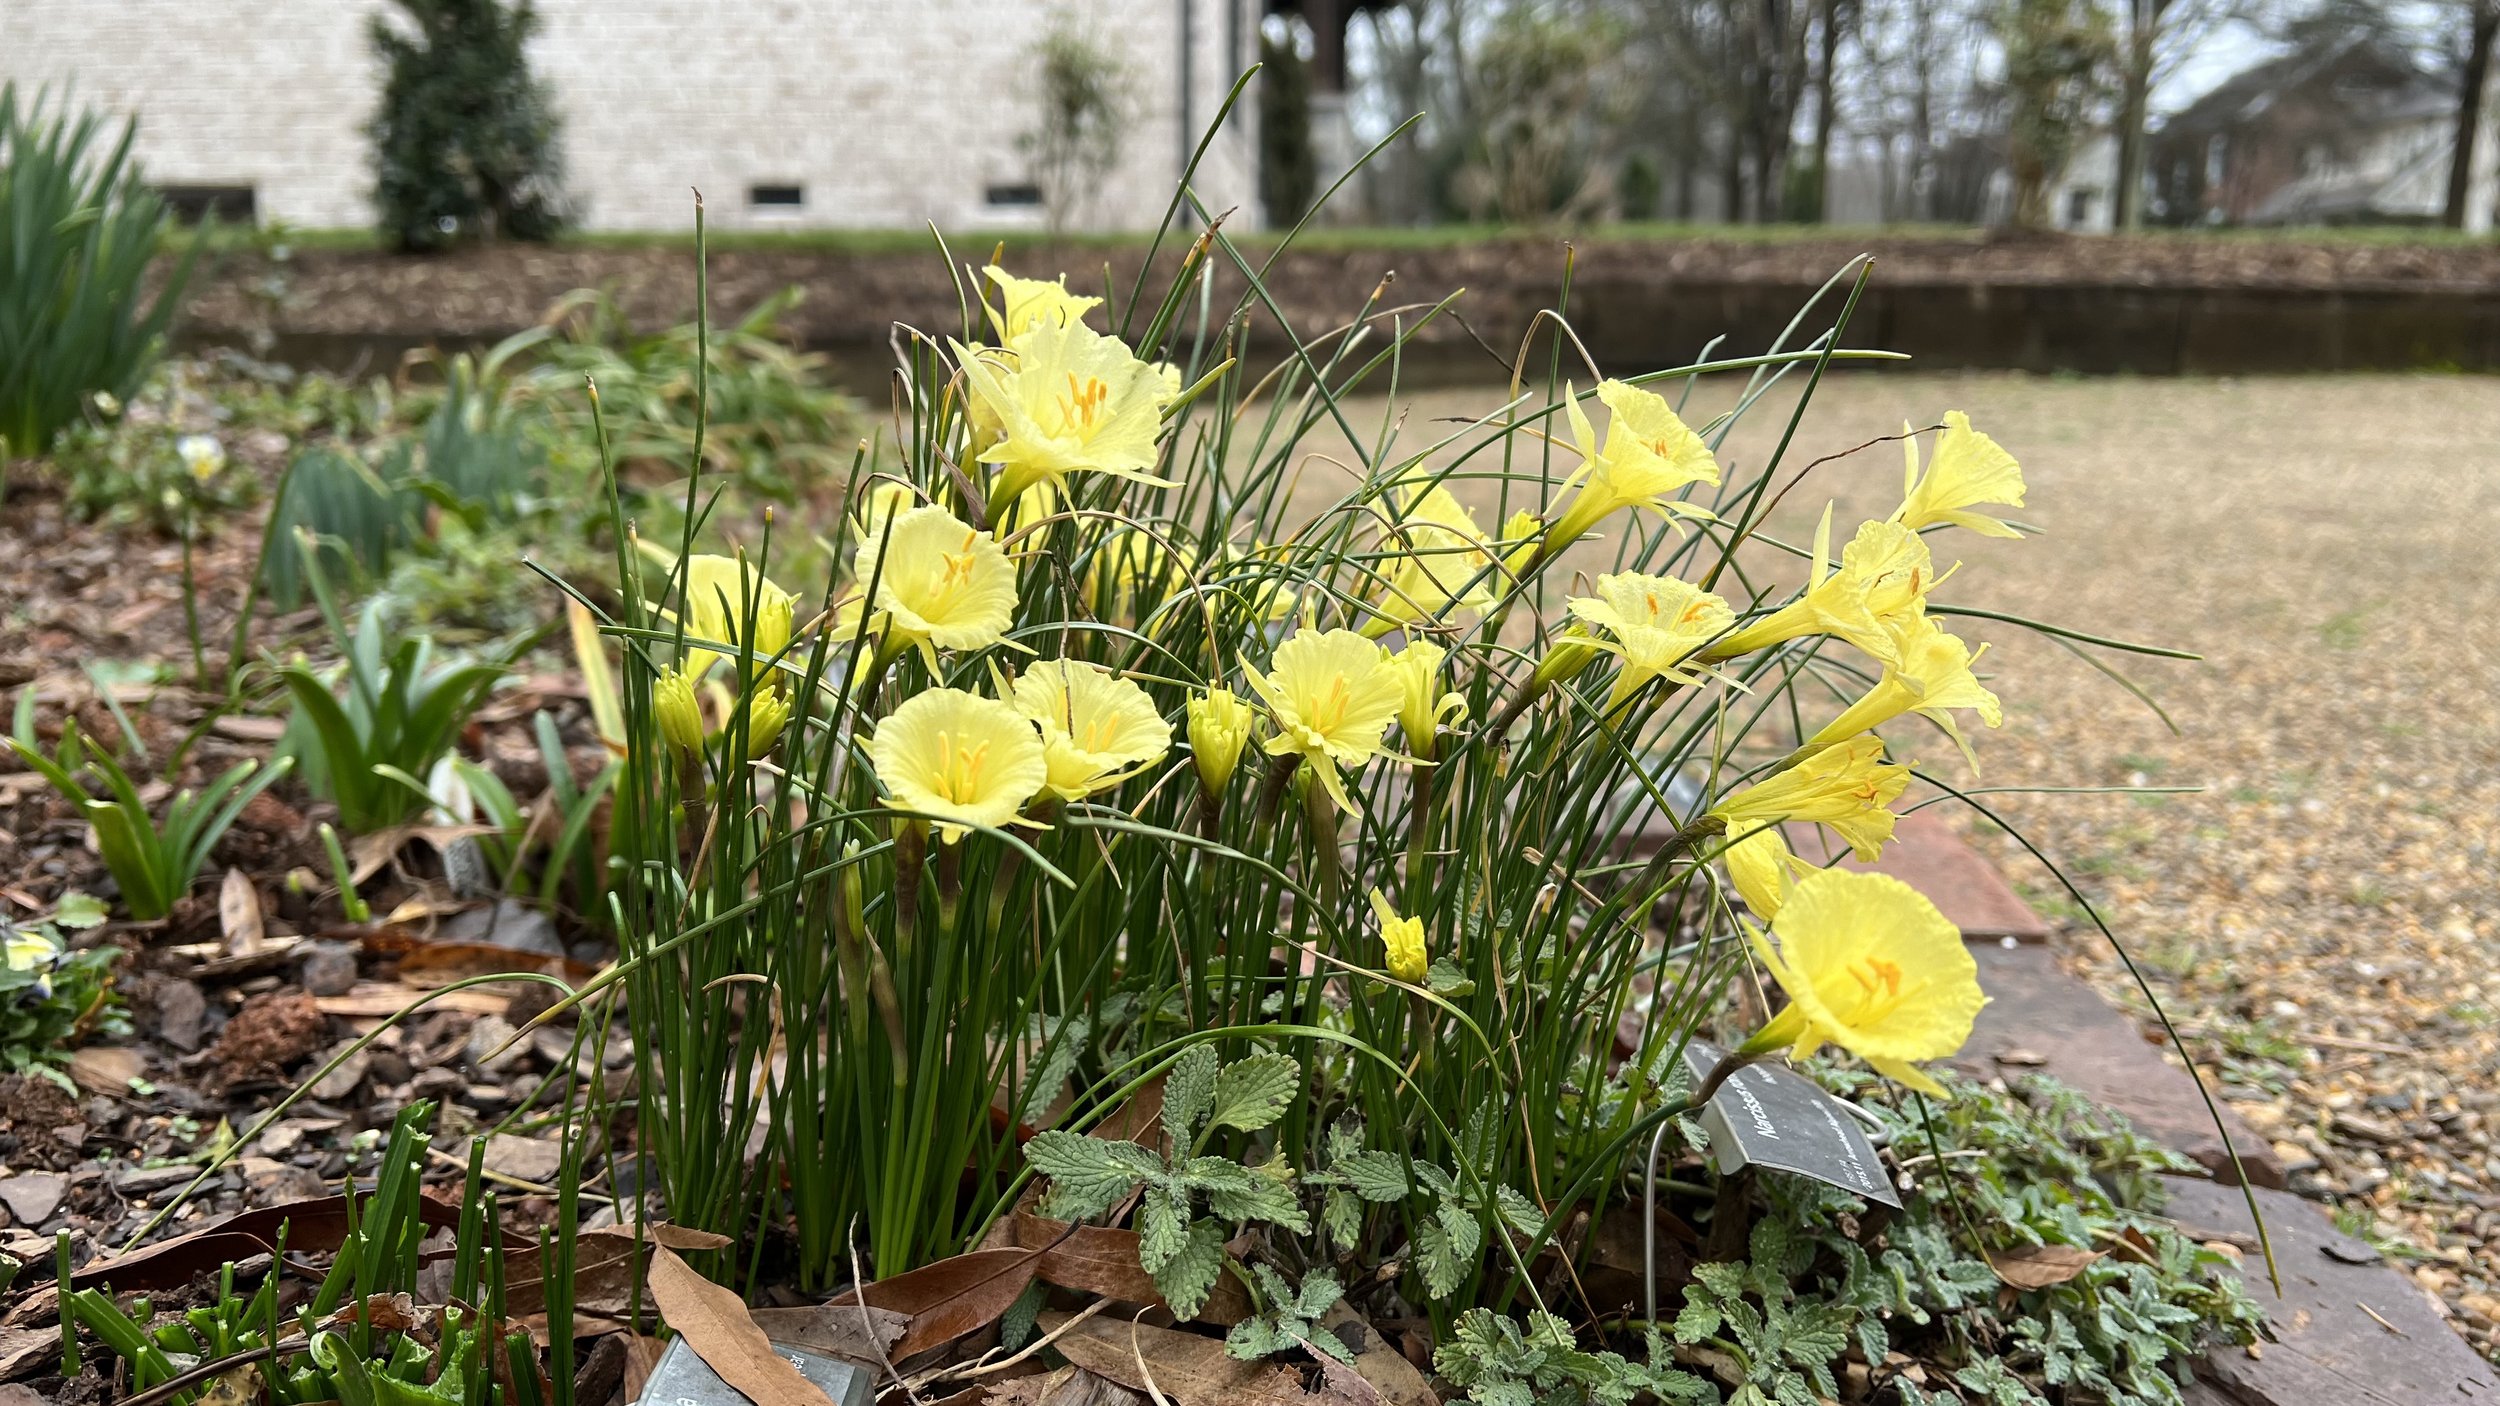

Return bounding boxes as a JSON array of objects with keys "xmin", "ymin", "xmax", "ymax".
[{"xmin": 0, "ymin": 0, "xmax": 1266, "ymax": 233}]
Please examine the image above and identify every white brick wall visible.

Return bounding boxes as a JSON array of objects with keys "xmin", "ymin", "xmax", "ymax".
[{"xmin": 0, "ymin": 0, "xmax": 1260, "ymax": 234}]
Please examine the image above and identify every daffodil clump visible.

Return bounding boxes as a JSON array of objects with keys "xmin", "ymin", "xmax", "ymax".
[{"xmin": 593, "ymin": 232, "xmax": 2124, "ymax": 1322}]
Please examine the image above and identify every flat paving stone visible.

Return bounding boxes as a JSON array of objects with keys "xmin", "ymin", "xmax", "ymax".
[
  {"xmin": 2165, "ymin": 1177, "xmax": 2496, "ymax": 1406},
  {"xmin": 1789, "ymin": 812, "xmax": 2051, "ymax": 940},
  {"xmin": 1949, "ymin": 942, "xmax": 2286, "ymax": 1189}
]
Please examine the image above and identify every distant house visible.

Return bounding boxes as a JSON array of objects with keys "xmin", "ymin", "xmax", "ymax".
[
  {"xmin": 0, "ymin": 1, "xmax": 1265, "ymax": 234},
  {"xmin": 2148, "ymin": 32, "xmax": 2493, "ymax": 229}
]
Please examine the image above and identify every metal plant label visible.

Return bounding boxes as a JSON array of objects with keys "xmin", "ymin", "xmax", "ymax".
[
  {"xmin": 638, "ymin": 1335, "xmax": 873, "ymax": 1406},
  {"xmin": 1679, "ymin": 1040, "xmax": 1902, "ymax": 1208}
]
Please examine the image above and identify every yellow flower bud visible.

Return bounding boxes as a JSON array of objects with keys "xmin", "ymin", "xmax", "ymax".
[
  {"xmin": 1186, "ymin": 686, "xmax": 1255, "ymax": 798},
  {"xmin": 654, "ymin": 666, "xmax": 705, "ymax": 755},
  {"xmin": 741, "ymin": 685, "xmax": 791, "ymax": 760},
  {"xmin": 1386, "ymin": 640, "xmax": 1466, "ymax": 762},
  {"xmin": 1369, "ymin": 888, "xmax": 1429, "ymax": 984}
]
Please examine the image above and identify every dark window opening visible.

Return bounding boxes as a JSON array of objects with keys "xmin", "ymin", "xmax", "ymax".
[
  {"xmin": 985, "ymin": 182, "xmax": 1043, "ymax": 208},
  {"xmin": 749, "ymin": 183, "xmax": 805, "ymax": 208},
  {"xmin": 156, "ymin": 185, "xmax": 257, "ymax": 225}
]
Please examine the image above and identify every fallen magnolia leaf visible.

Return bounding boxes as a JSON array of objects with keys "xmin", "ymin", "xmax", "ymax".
[
  {"xmin": 828, "ymin": 1246, "xmax": 1039, "ymax": 1361},
  {"xmin": 72, "ymin": 1193, "xmax": 462, "ymax": 1292},
  {"xmin": 1011, "ymin": 1213, "xmax": 1251, "ymax": 1325},
  {"xmin": 1986, "ymin": 1243, "xmax": 2105, "ymax": 1290},
  {"xmin": 1038, "ymin": 1312, "xmax": 1365, "ymax": 1406},
  {"xmin": 1319, "ymin": 1301, "xmax": 1433, "ymax": 1406},
  {"xmin": 646, "ymin": 1242, "xmax": 833, "ymax": 1406},
  {"xmin": 749, "ymin": 1303, "xmax": 910, "ymax": 1368},
  {"xmin": 219, "ymin": 868, "xmax": 264, "ymax": 958}
]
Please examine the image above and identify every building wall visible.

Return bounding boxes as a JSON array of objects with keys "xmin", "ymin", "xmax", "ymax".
[{"xmin": 0, "ymin": 0, "xmax": 1260, "ymax": 234}]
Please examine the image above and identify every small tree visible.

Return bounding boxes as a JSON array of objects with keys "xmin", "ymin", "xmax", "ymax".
[
  {"xmin": 1996, "ymin": 0, "xmax": 2114, "ymax": 229},
  {"xmin": 1259, "ymin": 24, "xmax": 1319, "ymax": 228},
  {"xmin": 368, "ymin": 0, "xmax": 568, "ymax": 252},
  {"xmin": 1022, "ymin": 13, "xmax": 1136, "ymax": 238}
]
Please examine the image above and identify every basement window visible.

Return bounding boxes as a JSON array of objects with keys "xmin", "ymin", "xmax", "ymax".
[
  {"xmin": 984, "ymin": 182, "xmax": 1043, "ymax": 208},
  {"xmin": 155, "ymin": 185, "xmax": 257, "ymax": 225},
  {"xmin": 749, "ymin": 184, "xmax": 805, "ymax": 209}
]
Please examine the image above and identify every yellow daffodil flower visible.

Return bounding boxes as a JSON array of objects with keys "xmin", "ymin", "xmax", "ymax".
[
  {"xmin": 956, "ymin": 323, "xmax": 1180, "ymax": 507},
  {"xmin": 1368, "ymin": 484, "xmax": 1503, "ymax": 632},
  {"xmin": 1739, "ymin": 869, "xmax": 1987, "ymax": 1095},
  {"xmin": 1708, "ymin": 733, "xmax": 1908, "ymax": 861},
  {"xmin": 867, "ymin": 687, "xmax": 1049, "ymax": 842},
  {"xmin": 1012, "ymin": 659, "xmax": 1173, "ymax": 802},
  {"xmin": 1896, "ymin": 412, "xmax": 2027, "ymax": 538},
  {"xmin": 1528, "ymin": 622, "xmax": 1606, "ymax": 695},
  {"xmin": 1803, "ymin": 618, "xmax": 2001, "ymax": 771},
  {"xmin": 654, "ymin": 667, "xmax": 706, "ymax": 755},
  {"xmin": 1369, "ymin": 888, "xmax": 1429, "ymax": 984},
  {"xmin": 1242, "ymin": 629, "xmax": 1404, "ymax": 814},
  {"xmin": 1187, "ymin": 686, "xmax": 1256, "ymax": 797},
  {"xmin": 1387, "ymin": 640, "xmax": 1467, "ymax": 761},
  {"xmin": 1546, "ymin": 380, "xmax": 1721, "ymax": 551},
  {"xmin": 848, "ymin": 479, "xmax": 920, "ymax": 551},
  {"xmin": 844, "ymin": 504, "xmax": 1020, "ymax": 665},
  {"xmin": 982, "ymin": 265, "xmax": 1102, "ymax": 339},
  {"xmin": 1723, "ymin": 825, "xmax": 1813, "ymax": 921},
  {"xmin": 680, "ymin": 554, "xmax": 796, "ymax": 669},
  {"xmin": 1565, "ymin": 572, "xmax": 1734, "ymax": 709},
  {"xmin": 1707, "ymin": 509, "xmax": 1938, "ymax": 665},
  {"xmin": 1499, "ymin": 510, "xmax": 1544, "ymax": 577}
]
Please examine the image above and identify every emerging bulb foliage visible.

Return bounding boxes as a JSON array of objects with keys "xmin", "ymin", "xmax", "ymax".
[
  {"xmin": 1013, "ymin": 659, "xmax": 1173, "ymax": 803},
  {"xmin": 1369, "ymin": 888, "xmax": 1429, "ymax": 984},
  {"xmin": 1708, "ymin": 733, "xmax": 1909, "ymax": 862},
  {"xmin": 1738, "ymin": 869, "xmax": 1987, "ymax": 1096},
  {"xmin": 1895, "ymin": 411, "xmax": 2027, "ymax": 538},
  {"xmin": 1187, "ymin": 686, "xmax": 1256, "ymax": 799},
  {"xmin": 867, "ymin": 688, "xmax": 1048, "ymax": 842}
]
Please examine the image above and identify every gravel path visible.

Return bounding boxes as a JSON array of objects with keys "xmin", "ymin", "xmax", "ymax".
[{"xmin": 1354, "ymin": 370, "xmax": 2500, "ymax": 1356}]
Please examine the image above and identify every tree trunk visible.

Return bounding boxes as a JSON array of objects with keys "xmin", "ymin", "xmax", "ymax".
[
  {"xmin": 1809, "ymin": 0, "xmax": 1841, "ymax": 221},
  {"xmin": 2446, "ymin": 0, "xmax": 2499, "ymax": 228},
  {"xmin": 2113, "ymin": 0, "xmax": 2158, "ymax": 228}
]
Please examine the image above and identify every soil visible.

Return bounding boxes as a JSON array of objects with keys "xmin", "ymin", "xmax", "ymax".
[{"xmin": 174, "ymin": 231, "xmax": 2500, "ymax": 362}]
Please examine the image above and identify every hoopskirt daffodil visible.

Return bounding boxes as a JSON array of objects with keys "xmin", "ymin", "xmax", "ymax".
[
  {"xmin": 868, "ymin": 688, "xmax": 1049, "ymax": 842},
  {"xmin": 1369, "ymin": 888, "xmax": 1429, "ymax": 984},
  {"xmin": 1243, "ymin": 629, "xmax": 1404, "ymax": 815},
  {"xmin": 1707, "ymin": 509, "xmax": 1938, "ymax": 666},
  {"xmin": 955, "ymin": 323, "xmax": 1180, "ymax": 508},
  {"xmin": 1723, "ymin": 824, "xmax": 1814, "ymax": 921},
  {"xmin": 1803, "ymin": 618, "xmax": 2001, "ymax": 771},
  {"xmin": 1738, "ymin": 868, "xmax": 1986, "ymax": 1095},
  {"xmin": 1708, "ymin": 733, "xmax": 1908, "ymax": 861},
  {"xmin": 1546, "ymin": 379, "xmax": 1721, "ymax": 552},
  {"xmin": 1564, "ymin": 572, "xmax": 1734, "ymax": 709},
  {"xmin": 1187, "ymin": 685, "xmax": 1256, "ymax": 797},
  {"xmin": 678, "ymin": 553, "xmax": 795, "ymax": 672},
  {"xmin": 982, "ymin": 265, "xmax": 1102, "ymax": 339},
  {"xmin": 1368, "ymin": 484, "xmax": 1504, "ymax": 632},
  {"xmin": 1895, "ymin": 411, "xmax": 2027, "ymax": 538},
  {"xmin": 1012, "ymin": 659, "xmax": 1173, "ymax": 802},
  {"xmin": 1387, "ymin": 640, "xmax": 1467, "ymax": 761},
  {"xmin": 843, "ymin": 504, "xmax": 1021, "ymax": 666}
]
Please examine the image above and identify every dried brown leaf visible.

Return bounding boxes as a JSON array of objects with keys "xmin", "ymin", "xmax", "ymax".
[{"xmin": 646, "ymin": 1242, "xmax": 834, "ymax": 1406}]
